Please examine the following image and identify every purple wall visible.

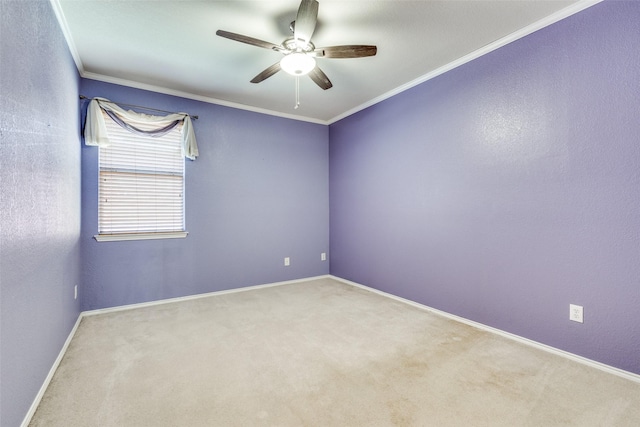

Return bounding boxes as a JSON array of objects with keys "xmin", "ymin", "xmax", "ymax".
[
  {"xmin": 0, "ymin": 1, "xmax": 82, "ymax": 425},
  {"xmin": 1, "ymin": 2, "xmax": 637, "ymax": 424},
  {"xmin": 329, "ymin": 0, "xmax": 640, "ymax": 374},
  {"xmin": 80, "ymin": 80, "xmax": 329, "ymax": 310}
]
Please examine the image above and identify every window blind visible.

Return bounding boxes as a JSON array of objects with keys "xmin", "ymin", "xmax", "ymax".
[{"xmin": 98, "ymin": 113, "xmax": 185, "ymax": 235}]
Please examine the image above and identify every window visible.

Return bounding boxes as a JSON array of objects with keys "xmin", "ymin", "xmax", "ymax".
[
  {"xmin": 96, "ymin": 113, "xmax": 187, "ymax": 241},
  {"xmin": 83, "ymin": 97, "xmax": 198, "ymax": 241}
]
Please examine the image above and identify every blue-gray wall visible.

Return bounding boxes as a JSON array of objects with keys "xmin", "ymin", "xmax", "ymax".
[
  {"xmin": 329, "ymin": 0, "xmax": 640, "ymax": 374},
  {"xmin": 80, "ymin": 80, "xmax": 330, "ymax": 311},
  {"xmin": 0, "ymin": 1, "xmax": 82, "ymax": 425}
]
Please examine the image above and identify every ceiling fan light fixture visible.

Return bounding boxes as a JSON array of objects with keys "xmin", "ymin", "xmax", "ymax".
[{"xmin": 280, "ymin": 53, "xmax": 316, "ymax": 76}]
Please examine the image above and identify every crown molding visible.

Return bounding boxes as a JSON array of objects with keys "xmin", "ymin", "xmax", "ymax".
[
  {"xmin": 326, "ymin": 0, "xmax": 604, "ymax": 125},
  {"xmin": 52, "ymin": 0, "xmax": 603, "ymax": 126}
]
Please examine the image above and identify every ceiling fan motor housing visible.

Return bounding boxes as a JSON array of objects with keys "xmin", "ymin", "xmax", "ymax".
[{"xmin": 283, "ymin": 37, "xmax": 315, "ymax": 53}]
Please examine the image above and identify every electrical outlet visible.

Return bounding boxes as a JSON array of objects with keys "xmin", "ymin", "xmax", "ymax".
[
  {"xmin": 321, "ymin": 252, "xmax": 327, "ymax": 261},
  {"xmin": 569, "ymin": 304, "xmax": 583, "ymax": 323},
  {"xmin": 74, "ymin": 285, "xmax": 78, "ymax": 300},
  {"xmin": 284, "ymin": 257, "xmax": 290, "ymax": 266}
]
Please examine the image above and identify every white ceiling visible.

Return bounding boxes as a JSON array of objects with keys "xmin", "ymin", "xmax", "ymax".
[{"xmin": 53, "ymin": 0, "xmax": 599, "ymax": 124}]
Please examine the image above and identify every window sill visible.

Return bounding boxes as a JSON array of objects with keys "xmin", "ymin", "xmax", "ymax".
[{"xmin": 94, "ymin": 232, "xmax": 188, "ymax": 242}]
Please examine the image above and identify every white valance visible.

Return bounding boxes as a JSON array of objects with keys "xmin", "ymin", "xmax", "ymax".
[{"xmin": 84, "ymin": 97, "xmax": 199, "ymax": 160}]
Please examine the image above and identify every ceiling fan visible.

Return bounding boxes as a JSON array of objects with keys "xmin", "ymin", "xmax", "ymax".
[{"xmin": 216, "ymin": 0, "xmax": 377, "ymax": 92}]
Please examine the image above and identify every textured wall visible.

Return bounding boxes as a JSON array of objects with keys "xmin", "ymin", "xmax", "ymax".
[
  {"xmin": 80, "ymin": 80, "xmax": 330, "ymax": 310},
  {"xmin": 329, "ymin": 0, "xmax": 640, "ymax": 374},
  {"xmin": 0, "ymin": 1, "xmax": 82, "ymax": 425}
]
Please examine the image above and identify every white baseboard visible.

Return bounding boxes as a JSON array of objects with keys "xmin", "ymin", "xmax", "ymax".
[
  {"xmin": 24, "ymin": 273, "xmax": 637, "ymax": 426},
  {"xmin": 21, "ymin": 314, "xmax": 83, "ymax": 427},
  {"xmin": 82, "ymin": 275, "xmax": 332, "ymax": 317},
  {"xmin": 21, "ymin": 275, "xmax": 330, "ymax": 425},
  {"xmin": 330, "ymin": 275, "xmax": 640, "ymax": 384}
]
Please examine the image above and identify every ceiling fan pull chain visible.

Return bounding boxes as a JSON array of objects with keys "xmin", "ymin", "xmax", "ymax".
[{"xmin": 295, "ymin": 76, "xmax": 301, "ymax": 109}]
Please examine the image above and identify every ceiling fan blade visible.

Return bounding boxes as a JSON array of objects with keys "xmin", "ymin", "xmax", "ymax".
[
  {"xmin": 308, "ymin": 66, "xmax": 332, "ymax": 90},
  {"xmin": 294, "ymin": 0, "xmax": 319, "ymax": 47},
  {"xmin": 250, "ymin": 62, "xmax": 282, "ymax": 83},
  {"xmin": 216, "ymin": 30, "xmax": 282, "ymax": 51},
  {"xmin": 314, "ymin": 45, "xmax": 378, "ymax": 59}
]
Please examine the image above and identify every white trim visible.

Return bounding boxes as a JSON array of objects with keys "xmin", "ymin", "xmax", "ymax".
[
  {"xmin": 52, "ymin": 0, "xmax": 602, "ymax": 126},
  {"xmin": 22, "ymin": 275, "xmax": 330, "ymax": 424},
  {"xmin": 49, "ymin": 0, "xmax": 85, "ymax": 75},
  {"xmin": 330, "ymin": 275, "xmax": 640, "ymax": 384},
  {"xmin": 327, "ymin": 0, "xmax": 604, "ymax": 124},
  {"xmin": 20, "ymin": 272, "xmax": 638, "ymax": 425},
  {"xmin": 80, "ymin": 72, "xmax": 328, "ymax": 126},
  {"xmin": 21, "ymin": 315, "xmax": 83, "ymax": 427},
  {"xmin": 82, "ymin": 275, "xmax": 332, "ymax": 316},
  {"xmin": 94, "ymin": 232, "xmax": 188, "ymax": 242}
]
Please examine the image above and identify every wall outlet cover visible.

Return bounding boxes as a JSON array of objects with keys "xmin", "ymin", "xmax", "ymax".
[{"xmin": 569, "ymin": 304, "xmax": 583, "ymax": 323}]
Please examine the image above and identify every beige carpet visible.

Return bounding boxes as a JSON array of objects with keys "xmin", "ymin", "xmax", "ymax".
[{"xmin": 29, "ymin": 277, "xmax": 640, "ymax": 426}]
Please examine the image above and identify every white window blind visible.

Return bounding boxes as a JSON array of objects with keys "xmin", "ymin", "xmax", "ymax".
[{"xmin": 98, "ymin": 113, "xmax": 185, "ymax": 238}]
